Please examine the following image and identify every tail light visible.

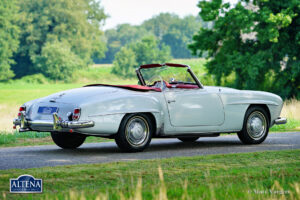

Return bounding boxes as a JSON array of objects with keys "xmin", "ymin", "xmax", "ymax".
[
  {"xmin": 18, "ymin": 106, "xmax": 26, "ymax": 118},
  {"xmin": 72, "ymin": 108, "xmax": 81, "ymax": 121}
]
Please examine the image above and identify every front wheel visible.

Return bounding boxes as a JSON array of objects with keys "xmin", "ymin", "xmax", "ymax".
[
  {"xmin": 51, "ymin": 132, "xmax": 86, "ymax": 149},
  {"xmin": 115, "ymin": 113, "xmax": 153, "ymax": 152},
  {"xmin": 238, "ymin": 106, "xmax": 269, "ymax": 144}
]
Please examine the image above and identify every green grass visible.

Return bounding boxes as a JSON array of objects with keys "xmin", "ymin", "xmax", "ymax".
[
  {"xmin": 0, "ymin": 131, "xmax": 111, "ymax": 147},
  {"xmin": 270, "ymin": 119, "xmax": 300, "ymax": 132},
  {"xmin": 170, "ymin": 58, "xmax": 207, "ymax": 72},
  {"xmin": 0, "ymin": 58, "xmax": 206, "ymax": 106},
  {"xmin": 0, "ymin": 149, "xmax": 299, "ymax": 200},
  {"xmin": 0, "ymin": 83, "xmax": 83, "ymax": 105}
]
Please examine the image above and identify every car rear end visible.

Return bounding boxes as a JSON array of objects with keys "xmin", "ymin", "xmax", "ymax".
[{"xmin": 13, "ymin": 101, "xmax": 94, "ymax": 133}]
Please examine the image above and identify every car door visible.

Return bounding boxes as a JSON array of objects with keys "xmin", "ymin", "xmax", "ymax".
[{"xmin": 164, "ymin": 88, "xmax": 225, "ymax": 127}]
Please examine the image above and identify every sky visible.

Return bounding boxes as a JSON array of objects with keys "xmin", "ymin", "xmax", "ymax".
[{"xmin": 101, "ymin": 0, "xmax": 200, "ymax": 30}]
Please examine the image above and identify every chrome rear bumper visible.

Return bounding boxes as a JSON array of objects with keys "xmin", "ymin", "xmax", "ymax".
[
  {"xmin": 274, "ymin": 117, "xmax": 287, "ymax": 125},
  {"xmin": 13, "ymin": 112, "xmax": 94, "ymax": 132}
]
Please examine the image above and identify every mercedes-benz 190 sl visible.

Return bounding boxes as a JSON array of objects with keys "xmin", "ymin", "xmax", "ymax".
[{"xmin": 13, "ymin": 63, "xmax": 287, "ymax": 152}]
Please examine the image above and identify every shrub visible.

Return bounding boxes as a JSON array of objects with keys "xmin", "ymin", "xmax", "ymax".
[{"xmin": 33, "ymin": 42, "xmax": 84, "ymax": 81}]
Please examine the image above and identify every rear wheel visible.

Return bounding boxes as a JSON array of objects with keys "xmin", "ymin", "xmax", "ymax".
[
  {"xmin": 177, "ymin": 137, "xmax": 199, "ymax": 142},
  {"xmin": 115, "ymin": 113, "xmax": 153, "ymax": 152},
  {"xmin": 238, "ymin": 106, "xmax": 269, "ymax": 144},
  {"xmin": 51, "ymin": 132, "xmax": 86, "ymax": 149}
]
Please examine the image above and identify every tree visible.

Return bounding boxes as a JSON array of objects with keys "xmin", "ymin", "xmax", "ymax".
[
  {"xmin": 112, "ymin": 36, "xmax": 171, "ymax": 78},
  {"xmin": 98, "ymin": 13, "xmax": 203, "ymax": 63},
  {"xmin": 0, "ymin": 0, "xmax": 19, "ymax": 81},
  {"xmin": 189, "ymin": 0, "xmax": 300, "ymax": 98},
  {"xmin": 161, "ymin": 15, "xmax": 202, "ymax": 58},
  {"xmin": 12, "ymin": 0, "xmax": 107, "ymax": 79},
  {"xmin": 98, "ymin": 24, "xmax": 149, "ymax": 64},
  {"xmin": 34, "ymin": 41, "xmax": 84, "ymax": 81},
  {"xmin": 142, "ymin": 13, "xmax": 180, "ymax": 39}
]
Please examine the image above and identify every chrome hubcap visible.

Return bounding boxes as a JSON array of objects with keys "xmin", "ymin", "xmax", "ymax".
[
  {"xmin": 246, "ymin": 111, "xmax": 267, "ymax": 140},
  {"xmin": 125, "ymin": 116, "xmax": 149, "ymax": 147}
]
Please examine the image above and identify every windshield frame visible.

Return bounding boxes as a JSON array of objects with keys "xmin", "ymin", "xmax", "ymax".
[{"xmin": 136, "ymin": 63, "xmax": 203, "ymax": 89}]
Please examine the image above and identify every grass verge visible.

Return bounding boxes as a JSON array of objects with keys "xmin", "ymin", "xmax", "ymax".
[
  {"xmin": 270, "ymin": 118, "xmax": 300, "ymax": 132},
  {"xmin": 0, "ymin": 149, "xmax": 299, "ymax": 200},
  {"xmin": 0, "ymin": 131, "xmax": 110, "ymax": 148}
]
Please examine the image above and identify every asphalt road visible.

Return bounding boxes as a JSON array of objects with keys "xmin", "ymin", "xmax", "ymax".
[{"xmin": 0, "ymin": 132, "xmax": 299, "ymax": 170}]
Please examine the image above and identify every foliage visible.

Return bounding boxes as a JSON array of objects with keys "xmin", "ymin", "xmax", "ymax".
[
  {"xmin": 142, "ymin": 13, "xmax": 180, "ymax": 39},
  {"xmin": 143, "ymin": 13, "xmax": 202, "ymax": 59},
  {"xmin": 161, "ymin": 16, "xmax": 201, "ymax": 58},
  {"xmin": 34, "ymin": 41, "xmax": 84, "ymax": 81},
  {"xmin": 0, "ymin": 0, "xmax": 19, "ymax": 81},
  {"xmin": 112, "ymin": 36, "xmax": 171, "ymax": 78},
  {"xmin": 18, "ymin": 73, "xmax": 49, "ymax": 84},
  {"xmin": 99, "ymin": 14, "xmax": 202, "ymax": 63},
  {"xmin": 11, "ymin": 0, "xmax": 107, "ymax": 79},
  {"xmin": 189, "ymin": 0, "xmax": 300, "ymax": 99},
  {"xmin": 98, "ymin": 24, "xmax": 150, "ymax": 64}
]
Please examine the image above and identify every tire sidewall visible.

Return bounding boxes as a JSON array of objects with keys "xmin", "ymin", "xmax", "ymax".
[
  {"xmin": 239, "ymin": 106, "xmax": 269, "ymax": 144},
  {"xmin": 116, "ymin": 113, "xmax": 153, "ymax": 152}
]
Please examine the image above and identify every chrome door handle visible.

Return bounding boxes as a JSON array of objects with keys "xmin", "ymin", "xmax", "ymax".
[{"xmin": 167, "ymin": 100, "xmax": 176, "ymax": 103}]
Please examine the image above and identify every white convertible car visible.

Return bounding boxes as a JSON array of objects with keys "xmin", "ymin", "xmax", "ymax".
[{"xmin": 13, "ymin": 63, "xmax": 287, "ymax": 152}]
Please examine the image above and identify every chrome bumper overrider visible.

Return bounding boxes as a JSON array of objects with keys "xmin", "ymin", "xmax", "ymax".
[
  {"xmin": 13, "ymin": 112, "xmax": 94, "ymax": 132},
  {"xmin": 274, "ymin": 117, "xmax": 287, "ymax": 125}
]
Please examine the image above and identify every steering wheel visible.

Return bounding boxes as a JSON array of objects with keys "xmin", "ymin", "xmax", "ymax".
[
  {"xmin": 153, "ymin": 80, "xmax": 166, "ymax": 89},
  {"xmin": 147, "ymin": 75, "xmax": 166, "ymax": 90}
]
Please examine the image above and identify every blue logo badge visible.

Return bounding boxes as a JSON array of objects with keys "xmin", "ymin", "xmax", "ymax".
[{"xmin": 10, "ymin": 175, "xmax": 42, "ymax": 193}]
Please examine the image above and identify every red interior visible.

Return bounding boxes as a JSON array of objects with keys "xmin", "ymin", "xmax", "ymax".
[
  {"xmin": 85, "ymin": 82, "xmax": 199, "ymax": 92},
  {"xmin": 84, "ymin": 84, "xmax": 162, "ymax": 92}
]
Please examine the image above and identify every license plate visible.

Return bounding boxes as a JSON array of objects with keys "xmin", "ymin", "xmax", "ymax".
[{"xmin": 38, "ymin": 106, "xmax": 58, "ymax": 114}]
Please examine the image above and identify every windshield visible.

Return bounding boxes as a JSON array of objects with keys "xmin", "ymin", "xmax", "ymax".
[{"xmin": 140, "ymin": 66, "xmax": 198, "ymax": 87}]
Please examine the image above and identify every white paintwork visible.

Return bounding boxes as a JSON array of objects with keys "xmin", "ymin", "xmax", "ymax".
[
  {"xmin": 21, "ymin": 82, "xmax": 284, "ymax": 137},
  {"xmin": 164, "ymin": 88, "xmax": 224, "ymax": 126}
]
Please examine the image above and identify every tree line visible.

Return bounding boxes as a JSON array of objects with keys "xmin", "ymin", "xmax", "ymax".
[
  {"xmin": 0, "ymin": 0, "xmax": 298, "ymax": 99},
  {"xmin": 0, "ymin": 0, "xmax": 106, "ymax": 81},
  {"xmin": 99, "ymin": 13, "xmax": 203, "ymax": 64},
  {"xmin": 0, "ymin": 0, "xmax": 202, "ymax": 82}
]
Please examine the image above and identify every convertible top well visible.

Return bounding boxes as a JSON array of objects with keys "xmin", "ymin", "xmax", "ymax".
[{"xmin": 84, "ymin": 84, "xmax": 162, "ymax": 92}]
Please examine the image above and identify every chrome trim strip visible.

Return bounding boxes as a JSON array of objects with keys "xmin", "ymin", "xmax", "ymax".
[
  {"xmin": 274, "ymin": 117, "xmax": 287, "ymax": 125},
  {"xmin": 227, "ymin": 101, "xmax": 279, "ymax": 106},
  {"xmin": 88, "ymin": 110, "xmax": 160, "ymax": 118}
]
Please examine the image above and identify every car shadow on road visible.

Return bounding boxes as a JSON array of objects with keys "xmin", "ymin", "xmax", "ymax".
[{"xmin": 24, "ymin": 138, "xmax": 244, "ymax": 156}]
